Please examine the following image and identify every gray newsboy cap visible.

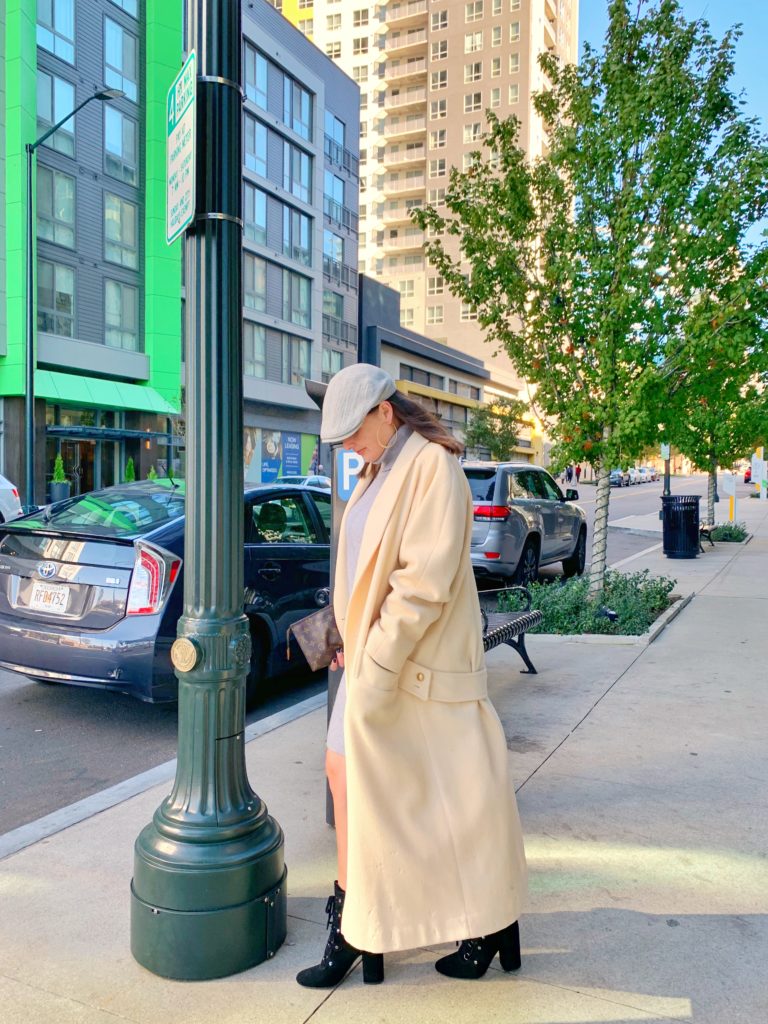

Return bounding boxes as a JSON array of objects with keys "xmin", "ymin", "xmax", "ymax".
[{"xmin": 320, "ymin": 363, "xmax": 397, "ymax": 444}]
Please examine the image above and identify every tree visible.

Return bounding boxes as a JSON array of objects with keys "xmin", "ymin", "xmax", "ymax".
[
  {"xmin": 415, "ymin": 0, "xmax": 768, "ymax": 596},
  {"xmin": 463, "ymin": 395, "xmax": 530, "ymax": 460}
]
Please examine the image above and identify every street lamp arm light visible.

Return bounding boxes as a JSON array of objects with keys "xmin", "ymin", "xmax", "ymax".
[{"xmin": 27, "ymin": 87, "xmax": 125, "ymax": 153}]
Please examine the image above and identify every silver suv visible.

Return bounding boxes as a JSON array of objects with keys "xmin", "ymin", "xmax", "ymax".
[{"xmin": 463, "ymin": 462, "xmax": 588, "ymax": 583}]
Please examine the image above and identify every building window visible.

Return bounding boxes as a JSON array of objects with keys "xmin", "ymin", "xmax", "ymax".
[
  {"xmin": 429, "ymin": 129, "xmax": 446, "ymax": 149},
  {"xmin": 245, "ymin": 43, "xmax": 268, "ymax": 108},
  {"xmin": 432, "ymin": 10, "xmax": 448, "ymax": 31},
  {"xmin": 465, "ymin": 1, "xmax": 483, "ymax": 23},
  {"xmin": 510, "ymin": 0, "xmax": 520, "ymax": 8},
  {"xmin": 298, "ymin": 19, "xmax": 314, "ymax": 36},
  {"xmin": 284, "ymin": 77, "xmax": 313, "ymax": 141},
  {"xmin": 429, "ymin": 158, "xmax": 446, "ymax": 178},
  {"xmin": 105, "ymin": 280, "xmax": 138, "ymax": 350},
  {"xmin": 37, "ymin": 72, "xmax": 75, "ymax": 157},
  {"xmin": 324, "ymin": 170, "xmax": 345, "ymax": 222},
  {"xmin": 353, "ymin": 9, "xmax": 369, "ymax": 26},
  {"xmin": 509, "ymin": 83, "xmax": 520, "ymax": 104},
  {"xmin": 326, "ymin": 41, "xmax": 341, "ymax": 58},
  {"xmin": 325, "ymin": 111, "xmax": 345, "ymax": 149},
  {"xmin": 492, "ymin": 0, "xmax": 502, "ymax": 13},
  {"xmin": 463, "ymin": 152, "xmax": 480, "ymax": 171},
  {"xmin": 323, "ymin": 229, "xmax": 344, "ymax": 265},
  {"xmin": 463, "ymin": 122, "xmax": 482, "ymax": 144},
  {"xmin": 430, "ymin": 70, "xmax": 447, "ymax": 91},
  {"xmin": 283, "ymin": 269, "xmax": 311, "ymax": 328},
  {"xmin": 427, "ymin": 275, "xmax": 444, "ymax": 295},
  {"xmin": 509, "ymin": 52, "xmax": 520, "ymax": 74},
  {"xmin": 323, "ymin": 290, "xmax": 344, "ymax": 318},
  {"xmin": 431, "ymin": 40, "xmax": 448, "ymax": 60},
  {"xmin": 322, "ymin": 348, "xmax": 344, "ymax": 381},
  {"xmin": 271, "ymin": 0, "xmax": 283, "ymax": 9},
  {"xmin": 109, "ymin": 0, "xmax": 138, "ymax": 15},
  {"xmin": 430, "ymin": 99, "xmax": 447, "ymax": 120},
  {"xmin": 327, "ymin": 13, "xmax": 341, "ymax": 30},
  {"xmin": 464, "ymin": 61, "xmax": 482, "ymax": 83},
  {"xmin": 428, "ymin": 187, "xmax": 446, "ymax": 204},
  {"xmin": 491, "ymin": 25, "xmax": 502, "ymax": 46},
  {"xmin": 37, "ymin": 0, "xmax": 75, "ymax": 63},
  {"xmin": 283, "ymin": 206, "xmax": 312, "ymax": 266},
  {"xmin": 283, "ymin": 141, "xmax": 312, "ymax": 203},
  {"xmin": 37, "ymin": 166, "xmax": 75, "ymax": 248},
  {"xmin": 489, "ymin": 87, "xmax": 501, "ymax": 108},
  {"xmin": 398, "ymin": 280, "xmax": 414, "ymax": 298},
  {"xmin": 244, "ymin": 253, "xmax": 267, "ymax": 311},
  {"xmin": 353, "ymin": 66, "xmax": 369, "ymax": 83},
  {"xmin": 244, "ymin": 183, "xmax": 267, "ymax": 245},
  {"xmin": 104, "ymin": 192, "xmax": 137, "ymax": 268},
  {"xmin": 244, "ymin": 321, "xmax": 266, "ymax": 378},
  {"xmin": 401, "ymin": 308, "xmax": 415, "ymax": 328},
  {"xmin": 105, "ymin": 18, "xmax": 138, "ymax": 102},
  {"xmin": 491, "ymin": 56, "xmax": 501, "ymax": 77},
  {"xmin": 510, "ymin": 21, "xmax": 520, "ymax": 42},
  {"xmin": 38, "ymin": 259, "xmax": 74, "ymax": 337},
  {"xmin": 245, "ymin": 115, "xmax": 268, "ymax": 176},
  {"xmin": 282, "ymin": 334, "xmax": 311, "ymax": 386},
  {"xmin": 298, "ymin": 0, "xmax": 312, "ymax": 7},
  {"xmin": 460, "ymin": 302, "xmax": 478, "ymax": 321},
  {"xmin": 353, "ymin": 37, "xmax": 369, "ymax": 55},
  {"xmin": 465, "ymin": 31, "xmax": 483, "ymax": 53},
  {"xmin": 464, "ymin": 92, "xmax": 482, "ymax": 113},
  {"xmin": 104, "ymin": 106, "xmax": 137, "ymax": 184},
  {"xmin": 426, "ymin": 305, "xmax": 444, "ymax": 325}
]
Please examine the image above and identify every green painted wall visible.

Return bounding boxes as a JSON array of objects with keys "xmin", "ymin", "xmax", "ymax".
[
  {"xmin": 1, "ymin": 0, "xmax": 36, "ymax": 395},
  {"xmin": 144, "ymin": 1, "xmax": 183, "ymax": 413}
]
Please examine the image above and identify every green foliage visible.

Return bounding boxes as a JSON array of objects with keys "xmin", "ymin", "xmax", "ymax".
[
  {"xmin": 124, "ymin": 457, "xmax": 136, "ymax": 483},
  {"xmin": 52, "ymin": 453, "xmax": 67, "ymax": 484},
  {"xmin": 709, "ymin": 521, "xmax": 748, "ymax": 542},
  {"xmin": 147, "ymin": 465, "xmax": 158, "ymax": 480},
  {"xmin": 498, "ymin": 570, "xmax": 676, "ymax": 636},
  {"xmin": 463, "ymin": 396, "xmax": 530, "ymax": 460}
]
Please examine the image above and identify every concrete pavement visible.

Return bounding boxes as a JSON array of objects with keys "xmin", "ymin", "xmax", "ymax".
[{"xmin": 1, "ymin": 500, "xmax": 767, "ymax": 1023}]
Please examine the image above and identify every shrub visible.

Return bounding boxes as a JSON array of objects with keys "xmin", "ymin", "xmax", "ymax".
[
  {"xmin": 52, "ymin": 453, "xmax": 67, "ymax": 483},
  {"xmin": 710, "ymin": 521, "xmax": 747, "ymax": 542},
  {"xmin": 124, "ymin": 457, "xmax": 136, "ymax": 483},
  {"xmin": 147, "ymin": 465, "xmax": 158, "ymax": 480},
  {"xmin": 497, "ymin": 570, "xmax": 676, "ymax": 636}
]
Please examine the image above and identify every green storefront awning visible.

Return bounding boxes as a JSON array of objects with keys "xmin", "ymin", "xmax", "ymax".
[{"xmin": 36, "ymin": 370, "xmax": 179, "ymax": 416}]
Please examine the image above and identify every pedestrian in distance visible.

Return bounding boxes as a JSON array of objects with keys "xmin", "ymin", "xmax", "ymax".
[
  {"xmin": 565, "ymin": 464, "xmax": 574, "ymax": 484},
  {"xmin": 296, "ymin": 363, "xmax": 527, "ymax": 989},
  {"xmin": 575, "ymin": 464, "xmax": 582, "ymax": 484}
]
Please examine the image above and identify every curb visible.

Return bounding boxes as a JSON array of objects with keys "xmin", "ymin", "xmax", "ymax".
[{"xmin": 527, "ymin": 591, "xmax": 695, "ymax": 647}]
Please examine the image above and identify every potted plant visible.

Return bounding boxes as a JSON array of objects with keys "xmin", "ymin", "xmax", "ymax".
[
  {"xmin": 147, "ymin": 465, "xmax": 158, "ymax": 480},
  {"xmin": 50, "ymin": 453, "xmax": 70, "ymax": 503},
  {"xmin": 124, "ymin": 457, "xmax": 136, "ymax": 483}
]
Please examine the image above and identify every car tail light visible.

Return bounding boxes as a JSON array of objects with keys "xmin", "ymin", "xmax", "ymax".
[
  {"xmin": 127, "ymin": 542, "xmax": 182, "ymax": 616},
  {"xmin": 12, "ymin": 487, "xmax": 19, "ymax": 499},
  {"xmin": 483, "ymin": 552, "xmax": 501, "ymax": 559},
  {"xmin": 473, "ymin": 504, "xmax": 510, "ymax": 522}
]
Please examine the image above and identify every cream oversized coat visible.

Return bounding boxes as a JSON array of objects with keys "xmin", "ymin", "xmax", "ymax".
[{"xmin": 335, "ymin": 431, "xmax": 527, "ymax": 954}]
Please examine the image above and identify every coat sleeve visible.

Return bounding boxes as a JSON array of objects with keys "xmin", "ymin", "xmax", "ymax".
[{"xmin": 362, "ymin": 447, "xmax": 472, "ymax": 688}]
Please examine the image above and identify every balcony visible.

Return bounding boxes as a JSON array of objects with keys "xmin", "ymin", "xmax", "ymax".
[
  {"xmin": 383, "ymin": 144, "xmax": 426, "ymax": 168},
  {"xmin": 382, "ymin": 231, "xmax": 425, "ymax": 251},
  {"xmin": 385, "ymin": 86, "xmax": 427, "ymax": 111},
  {"xmin": 322, "ymin": 315, "xmax": 358, "ymax": 347},
  {"xmin": 322, "ymin": 255, "xmax": 358, "ymax": 291},
  {"xmin": 323, "ymin": 195, "xmax": 360, "ymax": 232},
  {"xmin": 384, "ymin": 28, "xmax": 427, "ymax": 55},
  {"xmin": 383, "ymin": 115, "xmax": 426, "ymax": 141},
  {"xmin": 385, "ymin": 58, "xmax": 427, "ymax": 83},
  {"xmin": 323, "ymin": 134, "xmax": 360, "ymax": 177},
  {"xmin": 544, "ymin": 0, "xmax": 557, "ymax": 24},
  {"xmin": 385, "ymin": 173, "xmax": 426, "ymax": 195},
  {"xmin": 385, "ymin": 0, "xmax": 427, "ymax": 28},
  {"xmin": 383, "ymin": 201, "xmax": 423, "ymax": 224}
]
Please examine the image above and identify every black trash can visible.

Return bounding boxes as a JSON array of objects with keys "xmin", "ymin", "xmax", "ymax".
[{"xmin": 660, "ymin": 495, "xmax": 701, "ymax": 559}]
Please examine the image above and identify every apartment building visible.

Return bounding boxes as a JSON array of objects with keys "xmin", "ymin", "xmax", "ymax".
[{"xmin": 268, "ymin": 0, "xmax": 578, "ymax": 406}]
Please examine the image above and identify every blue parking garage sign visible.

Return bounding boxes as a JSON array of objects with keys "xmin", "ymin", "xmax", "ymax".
[{"xmin": 337, "ymin": 449, "xmax": 364, "ymax": 501}]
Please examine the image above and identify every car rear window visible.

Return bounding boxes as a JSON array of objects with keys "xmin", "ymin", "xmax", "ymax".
[
  {"xmin": 463, "ymin": 469, "xmax": 497, "ymax": 502},
  {"xmin": 8, "ymin": 483, "xmax": 186, "ymax": 538}
]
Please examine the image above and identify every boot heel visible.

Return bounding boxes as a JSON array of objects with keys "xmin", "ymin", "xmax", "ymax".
[
  {"xmin": 498, "ymin": 921, "xmax": 521, "ymax": 972},
  {"xmin": 362, "ymin": 953, "xmax": 384, "ymax": 984}
]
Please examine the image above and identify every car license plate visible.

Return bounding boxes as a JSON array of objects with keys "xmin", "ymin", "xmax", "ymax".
[{"xmin": 29, "ymin": 581, "xmax": 71, "ymax": 614}]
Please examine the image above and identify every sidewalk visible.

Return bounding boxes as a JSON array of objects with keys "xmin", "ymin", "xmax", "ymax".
[{"xmin": 2, "ymin": 506, "xmax": 767, "ymax": 1023}]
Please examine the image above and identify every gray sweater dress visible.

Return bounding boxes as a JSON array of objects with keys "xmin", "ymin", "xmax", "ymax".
[{"xmin": 326, "ymin": 426, "xmax": 413, "ymax": 755}]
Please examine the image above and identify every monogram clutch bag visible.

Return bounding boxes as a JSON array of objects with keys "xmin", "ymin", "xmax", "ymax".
[{"xmin": 286, "ymin": 605, "xmax": 342, "ymax": 672}]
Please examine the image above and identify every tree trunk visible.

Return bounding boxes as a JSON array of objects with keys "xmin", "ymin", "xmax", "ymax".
[
  {"xmin": 706, "ymin": 451, "xmax": 717, "ymax": 525},
  {"xmin": 588, "ymin": 457, "xmax": 611, "ymax": 600}
]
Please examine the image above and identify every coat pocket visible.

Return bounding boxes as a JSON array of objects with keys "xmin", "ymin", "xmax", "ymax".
[
  {"xmin": 357, "ymin": 649, "xmax": 399, "ymax": 692},
  {"xmin": 398, "ymin": 659, "xmax": 488, "ymax": 702}
]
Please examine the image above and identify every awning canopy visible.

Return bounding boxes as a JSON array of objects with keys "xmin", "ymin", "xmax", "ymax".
[{"xmin": 36, "ymin": 370, "xmax": 179, "ymax": 416}]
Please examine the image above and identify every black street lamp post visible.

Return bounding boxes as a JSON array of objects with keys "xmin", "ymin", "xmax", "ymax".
[
  {"xmin": 130, "ymin": 0, "xmax": 286, "ymax": 980},
  {"xmin": 25, "ymin": 87, "xmax": 124, "ymax": 507}
]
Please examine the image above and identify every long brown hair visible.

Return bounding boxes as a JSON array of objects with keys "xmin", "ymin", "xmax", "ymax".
[{"xmin": 389, "ymin": 392, "xmax": 463, "ymax": 455}]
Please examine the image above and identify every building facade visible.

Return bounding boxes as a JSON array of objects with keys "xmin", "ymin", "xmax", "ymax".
[
  {"xmin": 1, "ymin": 0, "xmax": 182, "ymax": 503},
  {"xmin": 269, "ymin": 0, "xmax": 578, "ymax": 408}
]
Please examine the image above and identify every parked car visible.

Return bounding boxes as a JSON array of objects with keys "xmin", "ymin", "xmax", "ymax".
[
  {"xmin": 627, "ymin": 467, "xmax": 640, "ymax": 485},
  {"xmin": 275, "ymin": 474, "xmax": 332, "ymax": 490},
  {"xmin": 744, "ymin": 467, "xmax": 752, "ymax": 484},
  {"xmin": 636, "ymin": 467, "xmax": 651, "ymax": 484},
  {"xmin": 0, "ymin": 479, "xmax": 332, "ymax": 705},
  {"xmin": 644, "ymin": 466, "xmax": 658, "ymax": 482},
  {"xmin": 0, "ymin": 474, "xmax": 23, "ymax": 524},
  {"xmin": 610, "ymin": 468, "xmax": 629, "ymax": 487},
  {"xmin": 462, "ymin": 462, "xmax": 588, "ymax": 584}
]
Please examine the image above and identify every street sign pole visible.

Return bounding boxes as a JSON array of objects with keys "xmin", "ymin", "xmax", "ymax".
[
  {"xmin": 660, "ymin": 443, "xmax": 671, "ymax": 497},
  {"xmin": 131, "ymin": 0, "xmax": 286, "ymax": 980}
]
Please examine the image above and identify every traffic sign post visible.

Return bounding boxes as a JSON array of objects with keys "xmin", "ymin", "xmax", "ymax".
[
  {"xmin": 166, "ymin": 51, "xmax": 196, "ymax": 245},
  {"xmin": 721, "ymin": 472, "xmax": 736, "ymax": 522}
]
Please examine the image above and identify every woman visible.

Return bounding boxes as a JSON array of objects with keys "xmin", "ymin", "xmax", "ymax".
[{"xmin": 296, "ymin": 364, "xmax": 527, "ymax": 988}]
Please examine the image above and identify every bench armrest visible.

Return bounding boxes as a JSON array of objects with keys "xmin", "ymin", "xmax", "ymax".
[{"xmin": 480, "ymin": 585, "xmax": 533, "ymax": 612}]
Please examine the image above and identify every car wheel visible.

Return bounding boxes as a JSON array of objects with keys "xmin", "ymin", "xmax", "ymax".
[
  {"xmin": 245, "ymin": 623, "xmax": 267, "ymax": 709},
  {"xmin": 513, "ymin": 539, "xmax": 539, "ymax": 586},
  {"xmin": 562, "ymin": 528, "xmax": 587, "ymax": 578}
]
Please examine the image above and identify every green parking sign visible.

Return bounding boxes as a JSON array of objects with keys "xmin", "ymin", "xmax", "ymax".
[{"xmin": 166, "ymin": 51, "xmax": 196, "ymax": 245}]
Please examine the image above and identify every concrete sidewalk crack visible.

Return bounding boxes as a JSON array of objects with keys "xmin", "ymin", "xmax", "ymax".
[
  {"xmin": 0, "ymin": 969, "xmax": 142, "ymax": 1023},
  {"xmin": 512, "ymin": 973, "xmax": 686, "ymax": 1022}
]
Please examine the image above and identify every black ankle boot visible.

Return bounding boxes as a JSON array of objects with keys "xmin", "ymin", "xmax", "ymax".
[
  {"xmin": 435, "ymin": 921, "xmax": 521, "ymax": 980},
  {"xmin": 296, "ymin": 881, "xmax": 384, "ymax": 988}
]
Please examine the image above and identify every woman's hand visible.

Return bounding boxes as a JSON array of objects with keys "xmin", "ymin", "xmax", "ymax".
[{"xmin": 330, "ymin": 648, "xmax": 345, "ymax": 671}]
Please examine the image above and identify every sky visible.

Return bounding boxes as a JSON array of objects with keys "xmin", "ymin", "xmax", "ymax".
[{"xmin": 578, "ymin": 0, "xmax": 768, "ymax": 130}]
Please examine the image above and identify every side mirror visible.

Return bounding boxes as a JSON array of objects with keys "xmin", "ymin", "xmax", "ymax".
[{"xmin": 565, "ymin": 489, "xmax": 579, "ymax": 501}]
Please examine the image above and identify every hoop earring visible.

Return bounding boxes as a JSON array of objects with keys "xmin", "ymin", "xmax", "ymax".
[{"xmin": 376, "ymin": 425, "xmax": 398, "ymax": 451}]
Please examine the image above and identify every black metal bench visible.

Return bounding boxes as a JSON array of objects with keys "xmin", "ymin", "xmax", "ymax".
[
  {"xmin": 699, "ymin": 523, "xmax": 715, "ymax": 551},
  {"xmin": 479, "ymin": 586, "xmax": 543, "ymax": 674}
]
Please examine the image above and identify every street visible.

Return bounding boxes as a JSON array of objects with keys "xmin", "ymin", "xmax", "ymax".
[{"xmin": 0, "ymin": 471, "xmax": 753, "ymax": 837}]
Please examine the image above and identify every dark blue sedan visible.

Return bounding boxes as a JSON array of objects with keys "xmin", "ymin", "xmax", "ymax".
[{"xmin": 0, "ymin": 480, "xmax": 332, "ymax": 704}]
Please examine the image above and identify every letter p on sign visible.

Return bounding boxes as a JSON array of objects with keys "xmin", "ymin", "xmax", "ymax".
[{"xmin": 337, "ymin": 450, "xmax": 365, "ymax": 500}]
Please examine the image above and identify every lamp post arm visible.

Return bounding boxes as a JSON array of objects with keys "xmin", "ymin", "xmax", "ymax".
[{"xmin": 28, "ymin": 92, "xmax": 106, "ymax": 154}]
